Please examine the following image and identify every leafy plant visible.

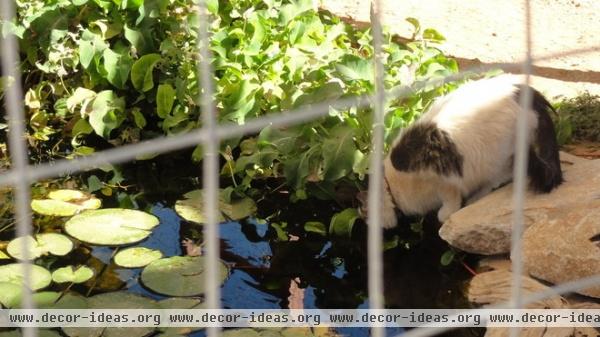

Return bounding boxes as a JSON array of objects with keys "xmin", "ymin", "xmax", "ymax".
[
  {"xmin": 554, "ymin": 92, "xmax": 600, "ymax": 143},
  {"xmin": 2, "ymin": 0, "xmax": 460, "ymax": 233}
]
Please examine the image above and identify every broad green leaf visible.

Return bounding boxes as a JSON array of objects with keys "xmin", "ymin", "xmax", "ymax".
[
  {"xmin": 0, "ymin": 264, "xmax": 52, "ymax": 291},
  {"xmin": 175, "ymin": 189, "xmax": 257, "ymax": 223},
  {"xmin": 335, "ymin": 55, "xmax": 374, "ymax": 82},
  {"xmin": 423, "ymin": 28, "xmax": 446, "ymax": 42},
  {"xmin": 103, "ymin": 48, "xmax": 133, "ymax": 89},
  {"xmin": 206, "ymin": 0, "xmax": 218, "ymax": 14},
  {"xmin": 141, "ymin": 256, "xmax": 228, "ymax": 296},
  {"xmin": 131, "ymin": 53, "xmax": 161, "ymax": 92},
  {"xmin": 52, "ymin": 266, "xmax": 95, "ymax": 283},
  {"xmin": 87, "ymin": 175, "xmax": 103, "ymax": 192},
  {"xmin": 114, "ymin": 247, "xmax": 163, "ymax": 268},
  {"xmin": 124, "ymin": 24, "xmax": 149, "ymax": 54},
  {"xmin": 89, "ymin": 90, "xmax": 125, "ymax": 138},
  {"xmin": 66, "ymin": 88, "xmax": 96, "ymax": 113},
  {"xmin": 329, "ymin": 208, "xmax": 359, "ymax": 237},
  {"xmin": 322, "ymin": 126, "xmax": 356, "ymax": 181},
  {"xmin": 304, "ymin": 221, "xmax": 326, "ymax": 236},
  {"xmin": 78, "ymin": 40, "xmax": 95, "ymax": 69},
  {"xmin": 156, "ymin": 83, "xmax": 176, "ymax": 118},
  {"xmin": 64, "ymin": 209, "xmax": 160, "ymax": 246},
  {"xmin": 7, "ymin": 233, "xmax": 74, "ymax": 260},
  {"xmin": 0, "ymin": 282, "xmax": 22, "ymax": 308},
  {"xmin": 131, "ymin": 107, "xmax": 147, "ymax": 128}
]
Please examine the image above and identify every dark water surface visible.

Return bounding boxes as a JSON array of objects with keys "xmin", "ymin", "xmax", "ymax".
[{"xmin": 0, "ymin": 156, "xmax": 482, "ymax": 337}]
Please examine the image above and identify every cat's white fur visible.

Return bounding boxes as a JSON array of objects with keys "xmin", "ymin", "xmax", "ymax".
[{"xmin": 381, "ymin": 74, "xmax": 540, "ymax": 228}]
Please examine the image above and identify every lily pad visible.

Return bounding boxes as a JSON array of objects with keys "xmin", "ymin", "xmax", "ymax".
[
  {"xmin": 0, "ymin": 282, "xmax": 23, "ymax": 308},
  {"xmin": 31, "ymin": 189, "xmax": 101, "ymax": 216},
  {"xmin": 175, "ymin": 189, "xmax": 256, "ymax": 224},
  {"xmin": 90, "ymin": 292, "xmax": 159, "ymax": 337},
  {"xmin": 141, "ymin": 256, "xmax": 229, "ymax": 296},
  {"xmin": 0, "ymin": 330, "xmax": 62, "ymax": 337},
  {"xmin": 64, "ymin": 208, "xmax": 160, "ymax": 246},
  {"xmin": 0, "ymin": 263, "xmax": 52, "ymax": 290},
  {"xmin": 43, "ymin": 292, "xmax": 89, "ymax": 309},
  {"xmin": 114, "ymin": 247, "xmax": 163, "ymax": 268},
  {"xmin": 52, "ymin": 266, "xmax": 94, "ymax": 283},
  {"xmin": 7, "ymin": 233, "xmax": 74, "ymax": 260},
  {"xmin": 158, "ymin": 298, "xmax": 204, "ymax": 335}
]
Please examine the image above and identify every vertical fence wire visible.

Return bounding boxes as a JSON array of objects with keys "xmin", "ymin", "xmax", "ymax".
[
  {"xmin": 197, "ymin": 1, "xmax": 222, "ymax": 337},
  {"xmin": 509, "ymin": 1, "xmax": 533, "ymax": 336},
  {"xmin": 0, "ymin": 2, "xmax": 36, "ymax": 337},
  {"xmin": 367, "ymin": 1, "xmax": 385, "ymax": 337}
]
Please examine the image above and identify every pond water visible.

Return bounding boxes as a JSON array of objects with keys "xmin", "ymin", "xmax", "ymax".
[{"xmin": 0, "ymin": 155, "xmax": 482, "ymax": 337}]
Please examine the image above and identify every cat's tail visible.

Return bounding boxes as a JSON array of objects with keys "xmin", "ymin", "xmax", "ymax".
[{"xmin": 514, "ymin": 84, "xmax": 564, "ymax": 192}]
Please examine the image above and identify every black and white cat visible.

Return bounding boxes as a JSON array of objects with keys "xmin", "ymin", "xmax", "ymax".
[{"xmin": 377, "ymin": 74, "xmax": 563, "ymax": 228}]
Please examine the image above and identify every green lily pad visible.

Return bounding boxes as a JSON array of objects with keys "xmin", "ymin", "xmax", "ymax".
[
  {"xmin": 175, "ymin": 189, "xmax": 256, "ymax": 224},
  {"xmin": 0, "ymin": 263, "xmax": 52, "ymax": 290},
  {"xmin": 43, "ymin": 292, "xmax": 89, "ymax": 309},
  {"xmin": 64, "ymin": 208, "xmax": 160, "ymax": 246},
  {"xmin": 158, "ymin": 298, "xmax": 204, "ymax": 335},
  {"xmin": 114, "ymin": 247, "xmax": 163, "ymax": 268},
  {"xmin": 31, "ymin": 189, "xmax": 101, "ymax": 216},
  {"xmin": 0, "ymin": 282, "xmax": 23, "ymax": 308},
  {"xmin": 90, "ymin": 292, "xmax": 159, "ymax": 337},
  {"xmin": 63, "ymin": 292, "xmax": 157, "ymax": 337},
  {"xmin": 223, "ymin": 329, "xmax": 261, "ymax": 337},
  {"xmin": 52, "ymin": 266, "xmax": 94, "ymax": 283},
  {"xmin": 7, "ymin": 233, "xmax": 74, "ymax": 260},
  {"xmin": 48, "ymin": 189, "xmax": 87, "ymax": 201},
  {"xmin": 141, "ymin": 256, "xmax": 229, "ymax": 296},
  {"xmin": 0, "ymin": 330, "xmax": 62, "ymax": 337}
]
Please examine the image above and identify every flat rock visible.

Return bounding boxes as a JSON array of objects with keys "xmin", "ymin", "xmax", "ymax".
[
  {"xmin": 522, "ymin": 201, "xmax": 600, "ymax": 298},
  {"xmin": 467, "ymin": 270, "xmax": 568, "ymax": 309},
  {"xmin": 439, "ymin": 153, "xmax": 600, "ymax": 255}
]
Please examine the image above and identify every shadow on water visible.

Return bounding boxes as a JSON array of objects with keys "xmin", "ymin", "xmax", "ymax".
[{"xmin": 0, "ymin": 154, "xmax": 483, "ymax": 337}]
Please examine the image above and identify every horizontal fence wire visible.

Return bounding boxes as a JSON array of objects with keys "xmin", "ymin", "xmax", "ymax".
[{"xmin": 1, "ymin": 1, "xmax": 599, "ymax": 336}]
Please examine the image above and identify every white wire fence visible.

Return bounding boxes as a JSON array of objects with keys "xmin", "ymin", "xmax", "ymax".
[{"xmin": 1, "ymin": 1, "xmax": 599, "ymax": 337}]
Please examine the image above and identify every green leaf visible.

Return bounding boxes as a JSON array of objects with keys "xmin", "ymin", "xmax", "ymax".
[
  {"xmin": 103, "ymin": 48, "xmax": 133, "ymax": 89},
  {"xmin": 89, "ymin": 90, "xmax": 125, "ymax": 138},
  {"xmin": 440, "ymin": 250, "xmax": 455, "ymax": 266},
  {"xmin": 131, "ymin": 107, "xmax": 147, "ymax": 128},
  {"xmin": 141, "ymin": 256, "xmax": 229, "ymax": 296},
  {"xmin": 322, "ymin": 126, "xmax": 357, "ymax": 181},
  {"xmin": 156, "ymin": 84, "xmax": 176, "ymax": 118},
  {"xmin": 114, "ymin": 247, "xmax": 163, "ymax": 268},
  {"xmin": 405, "ymin": 17, "xmax": 421, "ymax": 38},
  {"xmin": 423, "ymin": 28, "xmax": 446, "ymax": 42},
  {"xmin": 87, "ymin": 175, "xmax": 103, "ymax": 192},
  {"xmin": 329, "ymin": 208, "xmax": 359, "ymax": 237},
  {"xmin": 78, "ymin": 40, "xmax": 95, "ymax": 69},
  {"xmin": 64, "ymin": 209, "xmax": 160, "ymax": 246},
  {"xmin": 124, "ymin": 24, "xmax": 149, "ymax": 54},
  {"xmin": 7, "ymin": 234, "xmax": 74, "ymax": 260},
  {"xmin": 206, "ymin": 0, "xmax": 218, "ymax": 14},
  {"xmin": 131, "ymin": 53, "xmax": 161, "ymax": 92},
  {"xmin": 304, "ymin": 221, "xmax": 326, "ymax": 236},
  {"xmin": 52, "ymin": 266, "xmax": 95, "ymax": 284},
  {"xmin": 335, "ymin": 55, "xmax": 374, "ymax": 82}
]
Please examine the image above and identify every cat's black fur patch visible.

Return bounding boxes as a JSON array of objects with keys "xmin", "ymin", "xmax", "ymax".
[
  {"xmin": 389, "ymin": 122, "xmax": 463, "ymax": 176},
  {"xmin": 514, "ymin": 85, "xmax": 564, "ymax": 192}
]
